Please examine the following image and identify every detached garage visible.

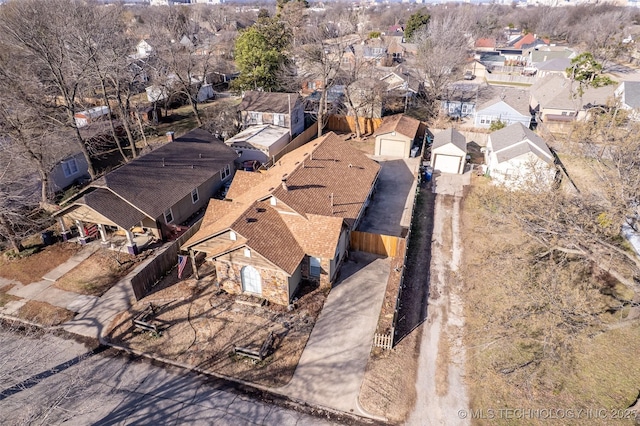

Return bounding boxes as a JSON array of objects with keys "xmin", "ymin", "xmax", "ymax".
[
  {"xmin": 374, "ymin": 114, "xmax": 422, "ymax": 158},
  {"xmin": 430, "ymin": 128, "xmax": 467, "ymax": 174}
]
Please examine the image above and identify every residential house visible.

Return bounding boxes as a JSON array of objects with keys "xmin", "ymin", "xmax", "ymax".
[
  {"xmin": 53, "ymin": 129, "xmax": 238, "ymax": 254},
  {"xmin": 379, "ymin": 65, "xmax": 423, "ymax": 114},
  {"xmin": 373, "ymin": 114, "xmax": 422, "ymax": 157},
  {"xmin": 239, "ymin": 91, "xmax": 305, "ymax": 137},
  {"xmin": 530, "ymin": 74, "xmax": 616, "ymax": 128},
  {"xmin": 474, "ymin": 88, "xmax": 532, "ymax": 129},
  {"xmin": 614, "ymin": 81, "xmax": 640, "ymax": 121},
  {"xmin": 430, "ymin": 128, "xmax": 467, "ymax": 174},
  {"xmin": 507, "ymin": 33, "xmax": 549, "ymax": 50},
  {"xmin": 74, "ymin": 106, "xmax": 110, "ymax": 128},
  {"xmin": 484, "ymin": 122, "xmax": 556, "ymax": 189},
  {"xmin": 527, "ymin": 46, "xmax": 575, "ymax": 68},
  {"xmin": 182, "ymin": 132, "xmax": 380, "ymax": 305},
  {"xmin": 441, "ymin": 83, "xmax": 479, "ymax": 119},
  {"xmin": 474, "ymin": 38, "xmax": 497, "ymax": 52},
  {"xmin": 49, "ymin": 152, "xmax": 90, "ymax": 194},
  {"xmin": 535, "ymin": 57, "xmax": 572, "ymax": 79},
  {"xmin": 224, "ymin": 124, "xmax": 291, "ymax": 164}
]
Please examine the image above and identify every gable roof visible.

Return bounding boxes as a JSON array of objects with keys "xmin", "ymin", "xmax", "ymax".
[
  {"xmin": 509, "ymin": 33, "xmax": 549, "ymax": 49},
  {"xmin": 432, "ymin": 128, "xmax": 467, "ymax": 153},
  {"xmin": 73, "ymin": 188, "xmax": 147, "ymax": 229},
  {"xmin": 536, "ymin": 57, "xmax": 571, "ymax": 72},
  {"xmin": 57, "ymin": 128, "xmax": 238, "ymax": 226},
  {"xmin": 617, "ymin": 81, "xmax": 640, "ymax": 109},
  {"xmin": 531, "ymin": 74, "xmax": 615, "ymax": 111},
  {"xmin": 489, "ymin": 123, "xmax": 554, "ymax": 164},
  {"xmin": 185, "ymin": 132, "xmax": 380, "ymax": 263},
  {"xmin": 475, "ymin": 38, "xmax": 496, "ymax": 49},
  {"xmin": 230, "ymin": 201, "xmax": 306, "ymax": 275},
  {"xmin": 477, "ymin": 88, "xmax": 531, "ymax": 117},
  {"xmin": 271, "ymin": 133, "xmax": 380, "ymax": 226},
  {"xmin": 239, "ymin": 91, "xmax": 300, "ymax": 114},
  {"xmin": 374, "ymin": 114, "xmax": 421, "ymax": 140}
]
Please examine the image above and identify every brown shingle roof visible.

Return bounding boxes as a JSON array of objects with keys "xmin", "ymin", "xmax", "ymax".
[
  {"xmin": 94, "ymin": 128, "xmax": 237, "ymax": 220},
  {"xmin": 373, "ymin": 114, "xmax": 421, "ymax": 140},
  {"xmin": 184, "ymin": 132, "xmax": 379, "ymax": 268},
  {"xmin": 271, "ymin": 133, "xmax": 380, "ymax": 226},
  {"xmin": 76, "ymin": 188, "xmax": 147, "ymax": 229},
  {"xmin": 230, "ymin": 201, "xmax": 305, "ymax": 275},
  {"xmin": 239, "ymin": 91, "xmax": 300, "ymax": 114}
]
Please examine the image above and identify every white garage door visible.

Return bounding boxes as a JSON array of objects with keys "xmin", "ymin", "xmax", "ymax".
[
  {"xmin": 379, "ymin": 139, "xmax": 406, "ymax": 157},
  {"xmin": 433, "ymin": 154, "xmax": 462, "ymax": 174}
]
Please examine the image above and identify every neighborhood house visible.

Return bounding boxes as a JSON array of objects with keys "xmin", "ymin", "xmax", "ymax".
[
  {"xmin": 182, "ymin": 132, "xmax": 380, "ymax": 305},
  {"xmin": 53, "ymin": 129, "xmax": 238, "ymax": 254}
]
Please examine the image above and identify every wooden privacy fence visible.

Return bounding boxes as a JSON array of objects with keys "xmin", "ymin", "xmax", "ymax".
[
  {"xmin": 130, "ymin": 219, "xmax": 202, "ymax": 300},
  {"xmin": 326, "ymin": 115, "xmax": 383, "ymax": 135},
  {"xmin": 350, "ymin": 231, "xmax": 401, "ymax": 257}
]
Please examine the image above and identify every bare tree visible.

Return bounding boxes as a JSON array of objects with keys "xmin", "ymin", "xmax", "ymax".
[
  {"xmin": 413, "ymin": 12, "xmax": 473, "ymax": 118},
  {"xmin": 0, "ymin": 0, "xmax": 99, "ymax": 179}
]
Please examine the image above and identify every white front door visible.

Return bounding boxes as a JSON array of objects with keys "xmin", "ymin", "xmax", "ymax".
[{"xmin": 241, "ymin": 265, "xmax": 262, "ymax": 294}]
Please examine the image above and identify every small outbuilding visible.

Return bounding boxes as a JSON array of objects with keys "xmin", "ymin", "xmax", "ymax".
[
  {"xmin": 373, "ymin": 114, "xmax": 421, "ymax": 158},
  {"xmin": 430, "ymin": 128, "xmax": 467, "ymax": 174}
]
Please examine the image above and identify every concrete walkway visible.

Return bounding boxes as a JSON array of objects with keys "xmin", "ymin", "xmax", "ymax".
[
  {"xmin": 280, "ymin": 251, "xmax": 390, "ymax": 416},
  {"xmin": 1, "ymin": 243, "xmax": 101, "ymax": 319}
]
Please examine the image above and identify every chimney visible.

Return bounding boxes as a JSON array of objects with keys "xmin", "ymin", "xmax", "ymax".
[
  {"xmin": 166, "ymin": 131, "xmax": 175, "ymax": 143},
  {"xmin": 282, "ymin": 179, "xmax": 288, "ymax": 191}
]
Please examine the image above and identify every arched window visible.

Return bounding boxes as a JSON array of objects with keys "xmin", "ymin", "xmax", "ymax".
[{"xmin": 241, "ymin": 265, "xmax": 262, "ymax": 294}]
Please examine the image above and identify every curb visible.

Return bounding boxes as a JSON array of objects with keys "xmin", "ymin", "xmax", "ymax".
[{"xmin": 98, "ymin": 338, "xmax": 383, "ymax": 425}]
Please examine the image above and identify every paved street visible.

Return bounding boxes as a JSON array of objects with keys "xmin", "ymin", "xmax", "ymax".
[{"xmin": 0, "ymin": 328, "xmax": 341, "ymax": 426}]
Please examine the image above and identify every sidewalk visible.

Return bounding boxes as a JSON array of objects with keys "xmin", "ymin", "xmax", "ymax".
[{"xmin": 1, "ymin": 243, "xmax": 101, "ymax": 319}]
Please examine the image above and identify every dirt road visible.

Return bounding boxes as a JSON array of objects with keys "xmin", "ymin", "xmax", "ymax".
[{"xmin": 407, "ymin": 194, "xmax": 469, "ymax": 426}]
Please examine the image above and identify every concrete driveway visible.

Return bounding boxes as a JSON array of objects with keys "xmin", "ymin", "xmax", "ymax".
[
  {"xmin": 0, "ymin": 328, "xmax": 339, "ymax": 426},
  {"xmin": 280, "ymin": 251, "xmax": 390, "ymax": 417},
  {"xmin": 358, "ymin": 158, "xmax": 419, "ymax": 237}
]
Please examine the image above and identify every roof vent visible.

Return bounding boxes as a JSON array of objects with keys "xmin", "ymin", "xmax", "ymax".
[
  {"xmin": 256, "ymin": 207, "xmax": 266, "ymax": 213},
  {"xmin": 349, "ymin": 163, "xmax": 353, "ymax": 168},
  {"xmin": 199, "ymin": 153, "xmax": 202, "ymax": 158},
  {"xmin": 246, "ymin": 218, "xmax": 258, "ymax": 223},
  {"xmin": 282, "ymin": 179, "xmax": 288, "ymax": 191},
  {"xmin": 162, "ymin": 158, "xmax": 165, "ymax": 167}
]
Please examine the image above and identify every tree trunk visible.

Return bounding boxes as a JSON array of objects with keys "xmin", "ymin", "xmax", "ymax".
[
  {"xmin": 99, "ymin": 79, "xmax": 128, "ymax": 163},
  {"xmin": 116, "ymin": 87, "xmax": 137, "ymax": 159},
  {"xmin": 317, "ymin": 89, "xmax": 326, "ymax": 138},
  {"xmin": 0, "ymin": 214, "xmax": 23, "ymax": 253},
  {"xmin": 71, "ymin": 121, "xmax": 96, "ymax": 180},
  {"xmin": 189, "ymin": 95, "xmax": 203, "ymax": 127}
]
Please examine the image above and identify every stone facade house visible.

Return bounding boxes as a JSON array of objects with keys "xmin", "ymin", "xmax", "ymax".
[{"xmin": 182, "ymin": 132, "xmax": 380, "ymax": 305}]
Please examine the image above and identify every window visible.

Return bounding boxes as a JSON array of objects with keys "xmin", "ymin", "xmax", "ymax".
[
  {"xmin": 308, "ymin": 81, "xmax": 316, "ymax": 90},
  {"xmin": 220, "ymin": 164, "xmax": 231, "ymax": 180},
  {"xmin": 480, "ymin": 119, "xmax": 486, "ymax": 124},
  {"xmin": 561, "ymin": 111, "xmax": 568, "ymax": 116},
  {"xmin": 164, "ymin": 208, "xmax": 174, "ymax": 224},
  {"xmin": 191, "ymin": 188, "xmax": 199, "ymax": 204},
  {"xmin": 273, "ymin": 113, "xmax": 285, "ymax": 127},
  {"xmin": 461, "ymin": 105, "xmax": 469, "ymax": 114},
  {"xmin": 62, "ymin": 158, "xmax": 79, "ymax": 178},
  {"xmin": 248, "ymin": 112, "xmax": 262, "ymax": 125},
  {"xmin": 230, "ymin": 231, "xmax": 237, "ymax": 241},
  {"xmin": 310, "ymin": 257, "xmax": 321, "ymax": 278}
]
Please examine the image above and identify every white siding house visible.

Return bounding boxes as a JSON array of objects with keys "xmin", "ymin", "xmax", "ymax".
[{"xmin": 485, "ymin": 123, "xmax": 556, "ymax": 189}]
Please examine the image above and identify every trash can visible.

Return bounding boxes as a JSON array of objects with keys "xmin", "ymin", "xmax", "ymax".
[
  {"xmin": 41, "ymin": 230, "xmax": 54, "ymax": 246},
  {"xmin": 424, "ymin": 166, "xmax": 433, "ymax": 182}
]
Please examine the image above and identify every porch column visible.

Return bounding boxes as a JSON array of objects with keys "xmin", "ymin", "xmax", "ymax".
[
  {"xmin": 125, "ymin": 229, "xmax": 138, "ymax": 255},
  {"xmin": 58, "ymin": 217, "xmax": 72, "ymax": 241},
  {"xmin": 97, "ymin": 224, "xmax": 108, "ymax": 245},
  {"xmin": 75, "ymin": 220, "xmax": 89, "ymax": 245},
  {"xmin": 189, "ymin": 249, "xmax": 200, "ymax": 280}
]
